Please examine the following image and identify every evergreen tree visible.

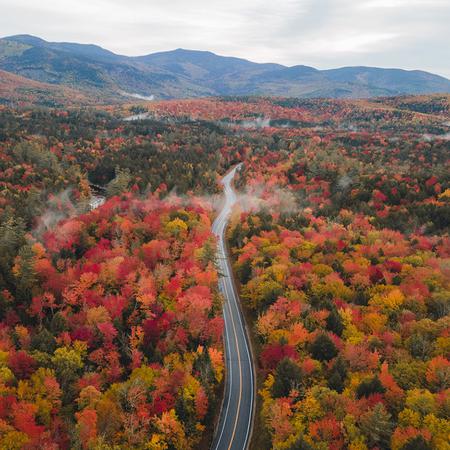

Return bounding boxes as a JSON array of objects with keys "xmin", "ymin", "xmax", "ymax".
[
  {"xmin": 106, "ymin": 167, "xmax": 132, "ymax": 197},
  {"xmin": 310, "ymin": 333, "xmax": 338, "ymax": 362},
  {"xmin": 360, "ymin": 404, "xmax": 394, "ymax": 450},
  {"xmin": 356, "ymin": 376, "xmax": 386, "ymax": 399},
  {"xmin": 271, "ymin": 358, "xmax": 303, "ymax": 398},
  {"xmin": 326, "ymin": 308, "xmax": 344, "ymax": 336},
  {"xmin": 400, "ymin": 436, "xmax": 432, "ymax": 450}
]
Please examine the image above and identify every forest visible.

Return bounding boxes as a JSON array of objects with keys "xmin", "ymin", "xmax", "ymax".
[{"xmin": 0, "ymin": 94, "xmax": 448, "ymax": 449}]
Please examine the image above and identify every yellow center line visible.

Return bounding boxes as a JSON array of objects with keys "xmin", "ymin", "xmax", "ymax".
[
  {"xmin": 213, "ymin": 165, "xmax": 249, "ymax": 450},
  {"xmin": 223, "ymin": 251, "xmax": 243, "ymax": 450}
]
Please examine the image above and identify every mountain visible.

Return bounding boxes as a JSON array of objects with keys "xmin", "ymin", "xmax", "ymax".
[
  {"xmin": 1, "ymin": 34, "xmax": 450, "ymax": 100},
  {"xmin": 0, "ymin": 35, "xmax": 205, "ymax": 99},
  {"xmin": 323, "ymin": 66, "xmax": 450, "ymax": 96},
  {"xmin": 0, "ymin": 69, "xmax": 102, "ymax": 107}
]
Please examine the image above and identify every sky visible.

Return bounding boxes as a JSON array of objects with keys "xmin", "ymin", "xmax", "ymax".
[{"xmin": 1, "ymin": 0, "xmax": 449, "ymax": 78}]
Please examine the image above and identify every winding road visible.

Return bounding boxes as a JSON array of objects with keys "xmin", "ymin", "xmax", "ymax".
[{"xmin": 211, "ymin": 165, "xmax": 255, "ymax": 450}]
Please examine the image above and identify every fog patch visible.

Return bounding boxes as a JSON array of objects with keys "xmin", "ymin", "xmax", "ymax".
[
  {"xmin": 234, "ymin": 184, "xmax": 299, "ymax": 215},
  {"xmin": 239, "ymin": 117, "xmax": 271, "ymax": 129},
  {"xmin": 120, "ymin": 91, "xmax": 155, "ymax": 101},
  {"xmin": 124, "ymin": 112, "xmax": 151, "ymax": 121},
  {"xmin": 33, "ymin": 186, "xmax": 105, "ymax": 237},
  {"xmin": 421, "ymin": 132, "xmax": 450, "ymax": 142},
  {"xmin": 339, "ymin": 123, "xmax": 359, "ymax": 132},
  {"xmin": 142, "ymin": 185, "xmax": 221, "ymax": 215},
  {"xmin": 34, "ymin": 189, "xmax": 78, "ymax": 237},
  {"xmin": 151, "ymin": 179, "xmax": 299, "ymax": 218},
  {"xmin": 337, "ymin": 175, "xmax": 353, "ymax": 190}
]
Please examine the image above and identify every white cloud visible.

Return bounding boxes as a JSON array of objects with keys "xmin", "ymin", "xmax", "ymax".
[
  {"xmin": 301, "ymin": 33, "xmax": 400, "ymax": 54},
  {"xmin": 360, "ymin": 0, "xmax": 448, "ymax": 8},
  {"xmin": 0, "ymin": 0, "xmax": 449, "ymax": 78}
]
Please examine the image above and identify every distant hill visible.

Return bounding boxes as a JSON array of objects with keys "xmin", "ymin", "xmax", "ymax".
[
  {"xmin": 1, "ymin": 34, "xmax": 450, "ymax": 100},
  {"xmin": 0, "ymin": 69, "xmax": 102, "ymax": 107}
]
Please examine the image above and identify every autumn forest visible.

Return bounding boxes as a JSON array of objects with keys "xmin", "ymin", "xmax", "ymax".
[{"xmin": 0, "ymin": 94, "xmax": 449, "ymax": 450}]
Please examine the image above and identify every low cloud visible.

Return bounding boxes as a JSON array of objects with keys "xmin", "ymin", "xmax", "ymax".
[
  {"xmin": 234, "ymin": 183, "xmax": 300, "ymax": 215},
  {"xmin": 120, "ymin": 91, "xmax": 155, "ymax": 101},
  {"xmin": 33, "ymin": 189, "xmax": 78, "ymax": 237},
  {"xmin": 33, "ymin": 188, "xmax": 105, "ymax": 236},
  {"xmin": 337, "ymin": 175, "xmax": 353, "ymax": 190},
  {"xmin": 421, "ymin": 133, "xmax": 450, "ymax": 142},
  {"xmin": 240, "ymin": 117, "xmax": 272, "ymax": 129}
]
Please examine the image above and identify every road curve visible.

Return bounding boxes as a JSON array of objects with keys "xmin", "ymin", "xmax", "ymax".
[{"xmin": 211, "ymin": 164, "xmax": 255, "ymax": 450}]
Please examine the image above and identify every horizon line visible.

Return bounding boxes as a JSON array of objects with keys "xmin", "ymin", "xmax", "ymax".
[{"xmin": 2, "ymin": 33, "xmax": 450, "ymax": 80}]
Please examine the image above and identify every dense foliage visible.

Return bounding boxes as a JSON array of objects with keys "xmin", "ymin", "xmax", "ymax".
[
  {"xmin": 0, "ymin": 193, "xmax": 224, "ymax": 448},
  {"xmin": 223, "ymin": 96, "xmax": 449, "ymax": 449},
  {"xmin": 0, "ymin": 95, "xmax": 448, "ymax": 449},
  {"xmin": 0, "ymin": 107, "xmax": 238, "ymax": 448},
  {"xmin": 0, "ymin": 107, "xmax": 240, "ymax": 227}
]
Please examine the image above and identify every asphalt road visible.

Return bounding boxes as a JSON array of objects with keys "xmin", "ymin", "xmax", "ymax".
[{"xmin": 211, "ymin": 164, "xmax": 255, "ymax": 450}]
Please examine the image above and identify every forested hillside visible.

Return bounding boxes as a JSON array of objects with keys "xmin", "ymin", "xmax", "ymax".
[
  {"xmin": 1, "ymin": 35, "xmax": 450, "ymax": 100},
  {"xmin": 0, "ymin": 107, "xmax": 240, "ymax": 448},
  {"xmin": 0, "ymin": 95, "xmax": 448, "ymax": 449},
  {"xmin": 223, "ymin": 97, "xmax": 449, "ymax": 449}
]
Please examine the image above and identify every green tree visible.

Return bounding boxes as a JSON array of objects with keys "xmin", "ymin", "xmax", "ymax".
[
  {"xmin": 409, "ymin": 333, "xmax": 432, "ymax": 360},
  {"xmin": 51, "ymin": 346, "xmax": 84, "ymax": 395},
  {"xmin": 13, "ymin": 244, "xmax": 37, "ymax": 305},
  {"xmin": 0, "ymin": 217, "xmax": 26, "ymax": 291},
  {"xmin": 426, "ymin": 292, "xmax": 450, "ymax": 320},
  {"xmin": 106, "ymin": 167, "xmax": 132, "ymax": 197},
  {"xmin": 326, "ymin": 308, "xmax": 344, "ymax": 336},
  {"xmin": 360, "ymin": 404, "xmax": 393, "ymax": 449},
  {"xmin": 328, "ymin": 356, "xmax": 347, "ymax": 393},
  {"xmin": 285, "ymin": 436, "xmax": 313, "ymax": 450},
  {"xmin": 30, "ymin": 328, "xmax": 57, "ymax": 354},
  {"xmin": 400, "ymin": 436, "xmax": 433, "ymax": 450},
  {"xmin": 236, "ymin": 259, "xmax": 252, "ymax": 284},
  {"xmin": 310, "ymin": 333, "xmax": 338, "ymax": 362},
  {"xmin": 356, "ymin": 376, "xmax": 386, "ymax": 399},
  {"xmin": 271, "ymin": 358, "xmax": 303, "ymax": 398}
]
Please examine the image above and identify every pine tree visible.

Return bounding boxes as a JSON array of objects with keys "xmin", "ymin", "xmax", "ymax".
[
  {"xmin": 360, "ymin": 404, "xmax": 393, "ymax": 449},
  {"xmin": 271, "ymin": 358, "xmax": 303, "ymax": 398},
  {"xmin": 310, "ymin": 333, "xmax": 338, "ymax": 362}
]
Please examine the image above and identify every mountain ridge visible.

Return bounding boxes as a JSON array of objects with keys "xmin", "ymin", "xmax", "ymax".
[{"xmin": 1, "ymin": 34, "xmax": 450, "ymax": 100}]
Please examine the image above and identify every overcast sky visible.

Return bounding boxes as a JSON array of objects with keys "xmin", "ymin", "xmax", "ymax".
[{"xmin": 1, "ymin": 0, "xmax": 449, "ymax": 78}]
